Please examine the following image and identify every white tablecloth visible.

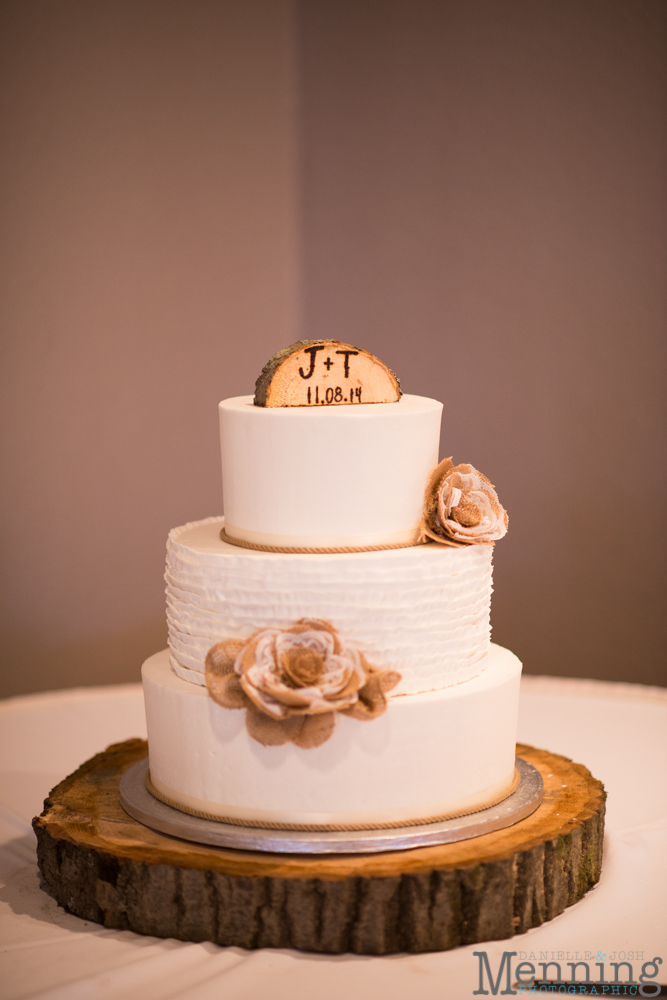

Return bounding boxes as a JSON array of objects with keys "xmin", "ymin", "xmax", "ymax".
[{"xmin": 1, "ymin": 675, "xmax": 665, "ymax": 999}]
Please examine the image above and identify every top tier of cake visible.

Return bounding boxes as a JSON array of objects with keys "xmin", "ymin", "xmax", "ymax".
[{"xmin": 219, "ymin": 394, "xmax": 442, "ymax": 549}]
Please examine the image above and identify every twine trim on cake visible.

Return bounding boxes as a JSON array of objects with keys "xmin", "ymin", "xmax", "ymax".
[
  {"xmin": 145, "ymin": 767, "xmax": 521, "ymax": 832},
  {"xmin": 219, "ymin": 528, "xmax": 425, "ymax": 554}
]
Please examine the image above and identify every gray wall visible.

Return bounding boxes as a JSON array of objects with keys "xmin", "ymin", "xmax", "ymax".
[{"xmin": 1, "ymin": 0, "xmax": 665, "ymax": 696}]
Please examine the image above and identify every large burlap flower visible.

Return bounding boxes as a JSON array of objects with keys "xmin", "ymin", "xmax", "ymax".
[
  {"xmin": 420, "ymin": 457, "xmax": 508, "ymax": 546},
  {"xmin": 205, "ymin": 619, "xmax": 401, "ymax": 749}
]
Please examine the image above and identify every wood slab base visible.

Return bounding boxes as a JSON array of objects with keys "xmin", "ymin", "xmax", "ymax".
[{"xmin": 33, "ymin": 740, "xmax": 605, "ymax": 954}]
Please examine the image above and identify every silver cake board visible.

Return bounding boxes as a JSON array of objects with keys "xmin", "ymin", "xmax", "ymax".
[{"xmin": 119, "ymin": 756, "xmax": 543, "ymax": 855}]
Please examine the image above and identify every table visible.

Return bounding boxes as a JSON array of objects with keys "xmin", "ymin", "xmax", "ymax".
[{"xmin": 1, "ymin": 675, "xmax": 665, "ymax": 999}]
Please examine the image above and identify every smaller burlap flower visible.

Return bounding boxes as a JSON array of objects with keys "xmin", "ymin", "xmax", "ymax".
[
  {"xmin": 205, "ymin": 619, "xmax": 401, "ymax": 749},
  {"xmin": 419, "ymin": 457, "xmax": 508, "ymax": 547}
]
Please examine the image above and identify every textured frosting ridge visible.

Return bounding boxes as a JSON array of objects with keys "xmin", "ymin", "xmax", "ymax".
[{"xmin": 166, "ymin": 518, "xmax": 493, "ymax": 696}]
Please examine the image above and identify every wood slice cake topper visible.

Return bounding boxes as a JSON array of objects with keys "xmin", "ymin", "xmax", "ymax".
[{"xmin": 254, "ymin": 340, "xmax": 401, "ymax": 407}]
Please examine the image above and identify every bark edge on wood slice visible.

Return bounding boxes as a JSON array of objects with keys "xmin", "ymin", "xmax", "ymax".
[
  {"xmin": 254, "ymin": 341, "xmax": 401, "ymax": 407},
  {"xmin": 33, "ymin": 739, "xmax": 605, "ymax": 954}
]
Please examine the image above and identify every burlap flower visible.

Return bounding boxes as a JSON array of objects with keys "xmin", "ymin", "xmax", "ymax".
[
  {"xmin": 420, "ymin": 457, "xmax": 508, "ymax": 547},
  {"xmin": 205, "ymin": 619, "xmax": 401, "ymax": 749}
]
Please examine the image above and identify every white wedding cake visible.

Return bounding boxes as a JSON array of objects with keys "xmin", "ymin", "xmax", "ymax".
[{"xmin": 141, "ymin": 342, "xmax": 521, "ymax": 830}]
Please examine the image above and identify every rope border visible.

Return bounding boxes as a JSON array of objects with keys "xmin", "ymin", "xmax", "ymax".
[
  {"xmin": 145, "ymin": 768, "xmax": 520, "ymax": 832},
  {"xmin": 219, "ymin": 528, "xmax": 425, "ymax": 555}
]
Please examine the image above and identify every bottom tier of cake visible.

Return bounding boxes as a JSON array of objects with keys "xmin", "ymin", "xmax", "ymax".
[{"xmin": 142, "ymin": 643, "xmax": 522, "ymax": 829}]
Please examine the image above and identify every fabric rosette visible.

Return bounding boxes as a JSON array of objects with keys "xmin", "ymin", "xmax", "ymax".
[
  {"xmin": 205, "ymin": 619, "xmax": 401, "ymax": 749},
  {"xmin": 420, "ymin": 457, "xmax": 508, "ymax": 547}
]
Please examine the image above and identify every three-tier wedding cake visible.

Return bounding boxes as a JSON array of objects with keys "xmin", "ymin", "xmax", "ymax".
[{"xmin": 141, "ymin": 342, "xmax": 521, "ymax": 830}]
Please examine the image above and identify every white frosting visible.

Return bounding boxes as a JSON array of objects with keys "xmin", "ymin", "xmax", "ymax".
[
  {"xmin": 219, "ymin": 394, "xmax": 442, "ymax": 547},
  {"xmin": 143, "ymin": 643, "xmax": 521, "ymax": 826},
  {"xmin": 166, "ymin": 517, "xmax": 494, "ymax": 695}
]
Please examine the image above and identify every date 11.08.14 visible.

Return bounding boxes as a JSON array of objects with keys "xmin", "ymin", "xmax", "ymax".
[{"xmin": 306, "ymin": 385, "xmax": 363, "ymax": 405}]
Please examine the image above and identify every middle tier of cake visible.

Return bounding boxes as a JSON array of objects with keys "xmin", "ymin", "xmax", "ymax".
[{"xmin": 166, "ymin": 517, "xmax": 494, "ymax": 696}]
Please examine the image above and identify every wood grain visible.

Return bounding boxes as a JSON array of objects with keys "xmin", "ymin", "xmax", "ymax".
[
  {"xmin": 254, "ymin": 340, "xmax": 401, "ymax": 407},
  {"xmin": 33, "ymin": 739, "xmax": 605, "ymax": 953}
]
